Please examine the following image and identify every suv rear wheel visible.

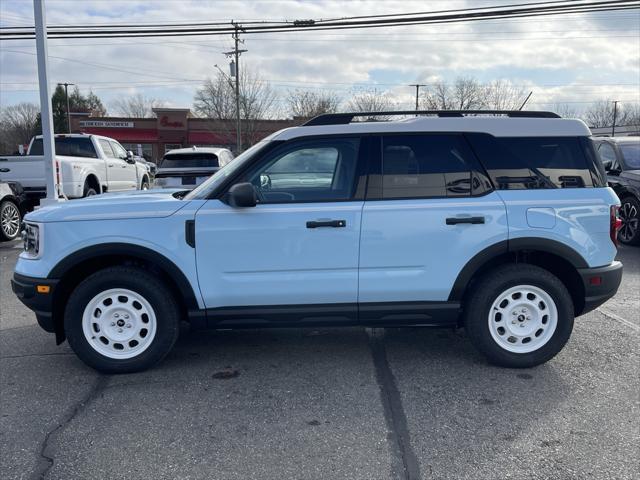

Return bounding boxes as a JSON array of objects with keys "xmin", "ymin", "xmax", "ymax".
[
  {"xmin": 618, "ymin": 196, "xmax": 640, "ymax": 245},
  {"xmin": 65, "ymin": 266, "xmax": 180, "ymax": 373},
  {"xmin": 464, "ymin": 264, "xmax": 574, "ymax": 368}
]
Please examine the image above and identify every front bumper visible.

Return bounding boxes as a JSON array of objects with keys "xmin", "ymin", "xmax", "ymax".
[
  {"xmin": 11, "ymin": 273, "xmax": 58, "ymax": 332},
  {"xmin": 577, "ymin": 261, "xmax": 623, "ymax": 315}
]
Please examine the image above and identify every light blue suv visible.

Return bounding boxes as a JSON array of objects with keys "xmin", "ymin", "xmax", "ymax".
[{"xmin": 12, "ymin": 111, "xmax": 623, "ymax": 373}]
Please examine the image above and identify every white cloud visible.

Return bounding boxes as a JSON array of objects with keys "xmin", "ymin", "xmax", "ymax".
[{"xmin": 1, "ymin": 0, "xmax": 638, "ymax": 114}]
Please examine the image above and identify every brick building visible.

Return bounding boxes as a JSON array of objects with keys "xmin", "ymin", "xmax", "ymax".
[{"xmin": 70, "ymin": 107, "xmax": 299, "ymax": 162}]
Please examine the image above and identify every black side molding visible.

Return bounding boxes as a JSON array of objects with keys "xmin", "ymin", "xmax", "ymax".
[{"xmin": 185, "ymin": 220, "xmax": 195, "ymax": 248}]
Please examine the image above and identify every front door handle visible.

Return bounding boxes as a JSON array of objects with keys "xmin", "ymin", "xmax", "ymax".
[
  {"xmin": 306, "ymin": 219, "xmax": 346, "ymax": 228},
  {"xmin": 0, "ymin": 168, "xmax": 9, "ymax": 173},
  {"xmin": 446, "ymin": 216, "xmax": 485, "ymax": 225}
]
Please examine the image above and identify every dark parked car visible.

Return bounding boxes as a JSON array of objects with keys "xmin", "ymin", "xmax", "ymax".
[
  {"xmin": 0, "ymin": 181, "xmax": 27, "ymax": 241},
  {"xmin": 592, "ymin": 136, "xmax": 640, "ymax": 245}
]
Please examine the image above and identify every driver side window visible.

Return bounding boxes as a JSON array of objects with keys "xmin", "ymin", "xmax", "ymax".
[{"xmin": 244, "ymin": 138, "xmax": 360, "ymax": 203}]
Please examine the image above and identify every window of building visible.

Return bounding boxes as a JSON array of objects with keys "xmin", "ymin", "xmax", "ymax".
[
  {"xmin": 381, "ymin": 134, "xmax": 474, "ymax": 199},
  {"xmin": 121, "ymin": 143, "xmax": 154, "ymax": 162},
  {"xmin": 243, "ymin": 137, "xmax": 360, "ymax": 203}
]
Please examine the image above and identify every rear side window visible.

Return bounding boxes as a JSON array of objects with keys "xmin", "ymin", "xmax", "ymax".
[
  {"xmin": 30, "ymin": 137, "xmax": 98, "ymax": 158},
  {"xmin": 160, "ymin": 153, "xmax": 219, "ymax": 169},
  {"xmin": 466, "ymin": 134, "xmax": 594, "ymax": 189},
  {"xmin": 380, "ymin": 134, "xmax": 479, "ymax": 199}
]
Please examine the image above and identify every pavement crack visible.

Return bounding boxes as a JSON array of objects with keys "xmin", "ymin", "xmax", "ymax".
[
  {"xmin": 30, "ymin": 375, "xmax": 109, "ymax": 480},
  {"xmin": 1, "ymin": 352, "xmax": 74, "ymax": 360},
  {"xmin": 367, "ymin": 328, "xmax": 421, "ymax": 480}
]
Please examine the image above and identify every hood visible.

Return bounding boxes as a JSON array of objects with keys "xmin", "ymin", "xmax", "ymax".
[{"xmin": 25, "ymin": 189, "xmax": 190, "ymax": 223}]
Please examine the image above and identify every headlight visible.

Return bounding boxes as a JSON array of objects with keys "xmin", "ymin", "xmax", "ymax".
[{"xmin": 23, "ymin": 223, "xmax": 41, "ymax": 258}]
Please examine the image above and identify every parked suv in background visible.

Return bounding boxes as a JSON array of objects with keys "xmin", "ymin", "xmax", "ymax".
[
  {"xmin": 592, "ymin": 136, "xmax": 640, "ymax": 245},
  {"xmin": 154, "ymin": 146, "xmax": 234, "ymax": 189},
  {"xmin": 12, "ymin": 111, "xmax": 622, "ymax": 373}
]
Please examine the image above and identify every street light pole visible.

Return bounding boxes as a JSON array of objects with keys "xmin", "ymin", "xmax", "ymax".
[
  {"xmin": 33, "ymin": 0, "xmax": 59, "ymax": 204},
  {"xmin": 612, "ymin": 100, "xmax": 619, "ymax": 137},
  {"xmin": 57, "ymin": 82, "xmax": 74, "ymax": 133}
]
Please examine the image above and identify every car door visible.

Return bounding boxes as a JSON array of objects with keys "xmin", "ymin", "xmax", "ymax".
[
  {"xmin": 194, "ymin": 136, "xmax": 366, "ymax": 325},
  {"xmin": 97, "ymin": 139, "xmax": 123, "ymax": 191},
  {"xmin": 358, "ymin": 133, "xmax": 508, "ymax": 324},
  {"xmin": 110, "ymin": 141, "xmax": 137, "ymax": 190}
]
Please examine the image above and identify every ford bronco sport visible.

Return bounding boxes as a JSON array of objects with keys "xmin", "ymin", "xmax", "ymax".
[{"xmin": 12, "ymin": 110, "xmax": 623, "ymax": 373}]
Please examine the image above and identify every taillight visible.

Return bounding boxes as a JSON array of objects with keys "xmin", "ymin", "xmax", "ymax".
[{"xmin": 610, "ymin": 205, "xmax": 622, "ymax": 246}]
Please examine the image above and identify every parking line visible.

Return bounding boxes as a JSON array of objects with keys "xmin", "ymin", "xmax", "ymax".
[{"xmin": 596, "ymin": 307, "xmax": 639, "ymax": 333}]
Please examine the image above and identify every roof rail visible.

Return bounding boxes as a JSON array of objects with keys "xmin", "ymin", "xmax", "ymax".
[{"xmin": 303, "ymin": 110, "xmax": 561, "ymax": 126}]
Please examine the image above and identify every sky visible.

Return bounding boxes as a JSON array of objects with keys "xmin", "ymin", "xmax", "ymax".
[{"xmin": 1, "ymin": 0, "xmax": 639, "ymax": 116}]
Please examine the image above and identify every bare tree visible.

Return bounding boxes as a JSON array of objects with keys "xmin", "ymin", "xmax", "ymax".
[
  {"xmin": 346, "ymin": 88, "xmax": 396, "ymax": 120},
  {"xmin": 551, "ymin": 103, "xmax": 579, "ymax": 118},
  {"xmin": 0, "ymin": 103, "xmax": 40, "ymax": 154},
  {"xmin": 111, "ymin": 94, "xmax": 164, "ymax": 118},
  {"xmin": 583, "ymin": 100, "xmax": 616, "ymax": 128},
  {"xmin": 422, "ymin": 77, "xmax": 529, "ymax": 111},
  {"xmin": 422, "ymin": 81, "xmax": 452, "ymax": 110},
  {"xmin": 484, "ymin": 80, "xmax": 527, "ymax": 110},
  {"xmin": 193, "ymin": 68, "xmax": 278, "ymax": 149},
  {"xmin": 286, "ymin": 89, "xmax": 340, "ymax": 118}
]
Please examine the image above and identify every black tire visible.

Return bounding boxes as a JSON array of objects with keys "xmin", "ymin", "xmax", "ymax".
[
  {"xmin": 0, "ymin": 200, "xmax": 22, "ymax": 241},
  {"xmin": 140, "ymin": 178, "xmax": 150, "ymax": 190},
  {"xmin": 463, "ymin": 264, "xmax": 574, "ymax": 368},
  {"xmin": 618, "ymin": 196, "xmax": 640, "ymax": 246},
  {"xmin": 83, "ymin": 181, "xmax": 98, "ymax": 197},
  {"xmin": 64, "ymin": 266, "xmax": 180, "ymax": 373}
]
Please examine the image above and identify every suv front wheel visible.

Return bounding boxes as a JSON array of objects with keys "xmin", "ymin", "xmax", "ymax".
[
  {"xmin": 464, "ymin": 264, "xmax": 574, "ymax": 368},
  {"xmin": 65, "ymin": 266, "xmax": 180, "ymax": 373}
]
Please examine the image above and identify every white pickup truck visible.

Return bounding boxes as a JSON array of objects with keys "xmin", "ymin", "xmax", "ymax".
[{"xmin": 0, "ymin": 133, "xmax": 150, "ymax": 203}]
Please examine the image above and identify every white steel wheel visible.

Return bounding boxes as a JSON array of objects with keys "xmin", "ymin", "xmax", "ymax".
[
  {"xmin": 1, "ymin": 201, "xmax": 21, "ymax": 239},
  {"xmin": 81, "ymin": 288, "xmax": 157, "ymax": 359},
  {"xmin": 488, "ymin": 284, "xmax": 558, "ymax": 354}
]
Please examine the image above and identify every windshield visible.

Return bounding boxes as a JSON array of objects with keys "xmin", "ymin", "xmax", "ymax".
[
  {"xmin": 183, "ymin": 140, "xmax": 271, "ymax": 200},
  {"xmin": 620, "ymin": 142, "xmax": 640, "ymax": 169},
  {"xmin": 160, "ymin": 152, "xmax": 218, "ymax": 169}
]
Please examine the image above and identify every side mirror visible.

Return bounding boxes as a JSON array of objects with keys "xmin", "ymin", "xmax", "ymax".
[
  {"xmin": 602, "ymin": 159, "xmax": 612, "ymax": 171},
  {"xmin": 126, "ymin": 151, "xmax": 136, "ymax": 163},
  {"xmin": 227, "ymin": 182, "xmax": 257, "ymax": 208}
]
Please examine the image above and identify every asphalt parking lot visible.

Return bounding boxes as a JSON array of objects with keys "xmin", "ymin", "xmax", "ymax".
[{"xmin": 1, "ymin": 240, "xmax": 638, "ymax": 480}]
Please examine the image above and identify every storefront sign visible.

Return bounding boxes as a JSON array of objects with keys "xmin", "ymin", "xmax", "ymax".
[
  {"xmin": 159, "ymin": 116, "xmax": 184, "ymax": 128},
  {"xmin": 79, "ymin": 120, "xmax": 134, "ymax": 128}
]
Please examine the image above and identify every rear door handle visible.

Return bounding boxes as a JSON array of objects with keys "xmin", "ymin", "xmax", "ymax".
[
  {"xmin": 446, "ymin": 216, "xmax": 485, "ymax": 225},
  {"xmin": 306, "ymin": 219, "xmax": 346, "ymax": 228},
  {"xmin": 0, "ymin": 168, "xmax": 9, "ymax": 173},
  {"xmin": 108, "ymin": 163, "xmax": 114, "ymax": 167}
]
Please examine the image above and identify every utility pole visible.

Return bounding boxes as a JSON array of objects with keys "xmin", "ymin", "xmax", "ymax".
[
  {"xmin": 57, "ymin": 82, "xmax": 74, "ymax": 133},
  {"xmin": 34, "ymin": 0, "xmax": 59, "ymax": 204},
  {"xmin": 612, "ymin": 100, "xmax": 619, "ymax": 137},
  {"xmin": 224, "ymin": 22, "xmax": 247, "ymax": 154},
  {"xmin": 409, "ymin": 84, "xmax": 426, "ymax": 110}
]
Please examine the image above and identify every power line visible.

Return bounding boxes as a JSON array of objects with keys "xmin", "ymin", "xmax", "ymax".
[{"xmin": 1, "ymin": 0, "xmax": 637, "ymax": 40}]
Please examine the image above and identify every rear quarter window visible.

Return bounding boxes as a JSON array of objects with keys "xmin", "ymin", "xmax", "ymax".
[
  {"xmin": 160, "ymin": 153, "xmax": 219, "ymax": 169},
  {"xmin": 466, "ymin": 134, "xmax": 597, "ymax": 189},
  {"xmin": 29, "ymin": 137, "xmax": 98, "ymax": 158}
]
